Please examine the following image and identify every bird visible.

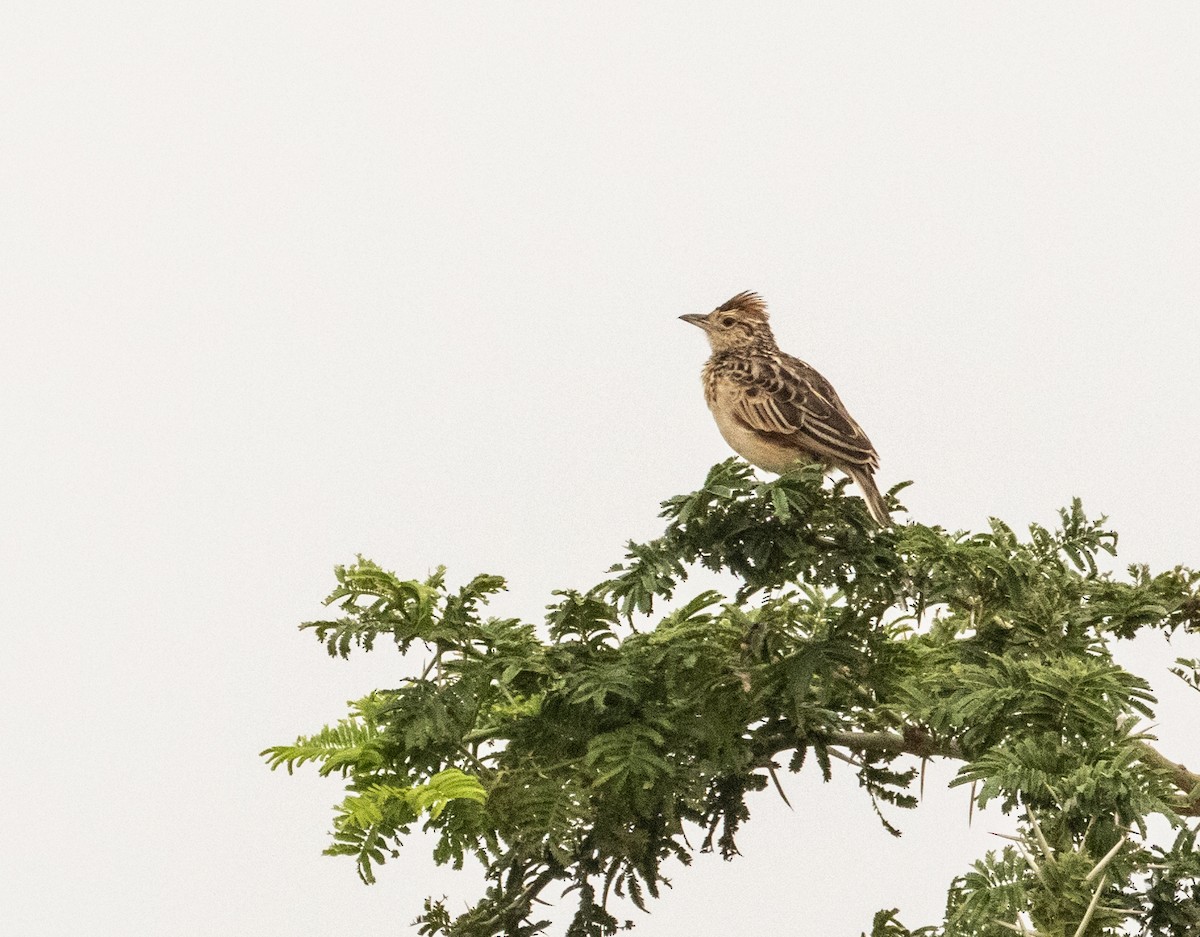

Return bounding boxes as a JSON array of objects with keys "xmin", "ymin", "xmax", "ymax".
[{"xmin": 679, "ymin": 290, "xmax": 890, "ymax": 525}]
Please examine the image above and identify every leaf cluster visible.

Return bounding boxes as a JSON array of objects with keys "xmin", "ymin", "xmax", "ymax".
[{"xmin": 264, "ymin": 460, "xmax": 1200, "ymax": 935}]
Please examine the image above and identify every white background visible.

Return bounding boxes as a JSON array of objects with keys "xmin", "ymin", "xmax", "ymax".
[{"xmin": 3, "ymin": 3, "xmax": 1199, "ymax": 934}]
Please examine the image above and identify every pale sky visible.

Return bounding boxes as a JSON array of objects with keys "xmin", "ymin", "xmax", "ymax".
[{"xmin": 3, "ymin": 3, "xmax": 1199, "ymax": 934}]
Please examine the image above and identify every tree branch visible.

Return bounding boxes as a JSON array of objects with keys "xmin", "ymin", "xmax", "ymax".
[
  {"xmin": 823, "ymin": 728, "xmax": 961, "ymax": 760},
  {"xmin": 1132, "ymin": 739, "xmax": 1200, "ymax": 816},
  {"xmin": 810, "ymin": 728, "xmax": 1200, "ymax": 817}
]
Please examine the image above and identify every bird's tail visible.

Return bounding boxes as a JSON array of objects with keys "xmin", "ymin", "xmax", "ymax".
[{"xmin": 849, "ymin": 469, "xmax": 891, "ymax": 526}]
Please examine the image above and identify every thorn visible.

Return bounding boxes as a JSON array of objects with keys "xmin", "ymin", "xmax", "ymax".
[
  {"xmin": 827, "ymin": 748, "xmax": 864, "ymax": 768},
  {"xmin": 1099, "ymin": 906, "xmax": 1144, "ymax": 918},
  {"xmin": 1014, "ymin": 844, "xmax": 1047, "ymax": 884},
  {"xmin": 993, "ymin": 919, "xmax": 1044, "ymax": 937},
  {"xmin": 1085, "ymin": 837, "xmax": 1125, "ymax": 883},
  {"xmin": 1072, "ymin": 873, "xmax": 1107, "ymax": 937},
  {"xmin": 767, "ymin": 763, "xmax": 793, "ymax": 810},
  {"xmin": 1026, "ymin": 808, "xmax": 1054, "ymax": 864}
]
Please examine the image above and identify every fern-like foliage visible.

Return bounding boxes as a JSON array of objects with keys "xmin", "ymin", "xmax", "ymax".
[
  {"xmin": 264, "ymin": 459, "xmax": 1200, "ymax": 935},
  {"xmin": 325, "ymin": 769, "xmax": 488, "ymax": 884},
  {"xmin": 261, "ymin": 715, "xmax": 383, "ymax": 777}
]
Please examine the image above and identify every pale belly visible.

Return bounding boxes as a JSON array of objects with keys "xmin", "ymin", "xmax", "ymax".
[{"xmin": 710, "ymin": 404, "xmax": 814, "ymax": 474}]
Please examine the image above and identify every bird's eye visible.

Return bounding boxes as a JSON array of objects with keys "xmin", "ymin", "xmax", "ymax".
[{"xmin": 720, "ymin": 316, "xmax": 736, "ymax": 327}]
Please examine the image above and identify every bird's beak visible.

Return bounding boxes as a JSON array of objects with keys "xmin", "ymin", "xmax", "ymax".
[{"xmin": 678, "ymin": 313, "xmax": 711, "ymax": 331}]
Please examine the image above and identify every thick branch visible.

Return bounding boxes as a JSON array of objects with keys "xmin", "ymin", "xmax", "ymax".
[
  {"xmin": 813, "ymin": 728, "xmax": 1200, "ymax": 817},
  {"xmin": 824, "ymin": 727, "xmax": 961, "ymax": 761},
  {"xmin": 1134, "ymin": 740, "xmax": 1200, "ymax": 816}
]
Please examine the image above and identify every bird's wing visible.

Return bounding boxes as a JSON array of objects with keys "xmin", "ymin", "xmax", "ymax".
[{"xmin": 727, "ymin": 353, "xmax": 880, "ymax": 471}]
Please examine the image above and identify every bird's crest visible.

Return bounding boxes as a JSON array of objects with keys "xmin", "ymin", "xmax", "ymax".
[{"xmin": 715, "ymin": 291, "xmax": 768, "ymax": 321}]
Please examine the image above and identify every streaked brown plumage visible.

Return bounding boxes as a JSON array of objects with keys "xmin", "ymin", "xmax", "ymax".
[{"xmin": 680, "ymin": 290, "xmax": 890, "ymax": 525}]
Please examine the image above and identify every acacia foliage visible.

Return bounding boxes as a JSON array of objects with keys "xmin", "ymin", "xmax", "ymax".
[{"xmin": 263, "ymin": 460, "xmax": 1200, "ymax": 936}]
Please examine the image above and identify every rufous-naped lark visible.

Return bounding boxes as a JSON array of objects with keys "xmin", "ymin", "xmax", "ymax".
[{"xmin": 680, "ymin": 291, "xmax": 890, "ymax": 525}]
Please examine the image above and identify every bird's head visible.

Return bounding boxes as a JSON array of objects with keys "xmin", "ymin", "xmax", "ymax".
[{"xmin": 679, "ymin": 291, "xmax": 776, "ymax": 353}]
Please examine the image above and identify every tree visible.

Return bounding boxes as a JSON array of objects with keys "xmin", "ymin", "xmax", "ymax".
[{"xmin": 263, "ymin": 460, "xmax": 1200, "ymax": 936}]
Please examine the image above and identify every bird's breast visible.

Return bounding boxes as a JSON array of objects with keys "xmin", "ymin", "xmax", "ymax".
[{"xmin": 703, "ymin": 370, "xmax": 814, "ymax": 474}]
